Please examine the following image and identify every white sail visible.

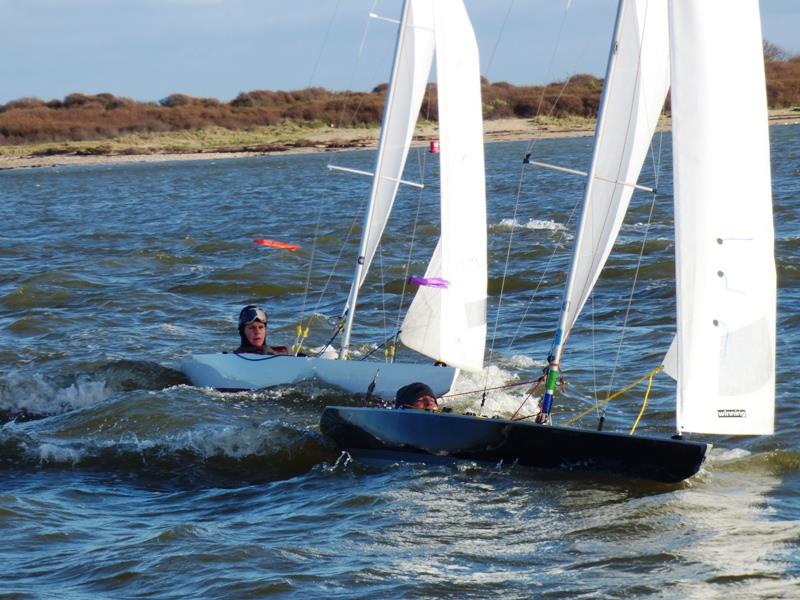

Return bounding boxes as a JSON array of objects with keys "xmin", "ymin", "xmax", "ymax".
[
  {"xmin": 355, "ymin": 0, "xmax": 435, "ymax": 289},
  {"xmin": 559, "ymin": 0, "xmax": 670, "ymax": 343},
  {"xmin": 399, "ymin": 0, "xmax": 487, "ymax": 372},
  {"xmin": 340, "ymin": 0, "xmax": 435, "ymax": 355},
  {"xmin": 669, "ymin": 0, "xmax": 775, "ymax": 435}
]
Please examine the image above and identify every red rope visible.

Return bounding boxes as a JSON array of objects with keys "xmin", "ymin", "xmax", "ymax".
[
  {"xmin": 511, "ymin": 375, "xmax": 545, "ymax": 420},
  {"xmin": 440, "ymin": 377, "xmax": 542, "ymax": 400}
]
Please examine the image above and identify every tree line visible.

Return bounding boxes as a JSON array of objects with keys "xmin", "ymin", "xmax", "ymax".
[{"xmin": 1, "ymin": 51, "xmax": 798, "ymax": 145}]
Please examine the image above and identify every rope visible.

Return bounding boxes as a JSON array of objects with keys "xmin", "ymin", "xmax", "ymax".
[
  {"xmin": 561, "ymin": 365, "xmax": 663, "ymax": 427},
  {"xmin": 441, "ymin": 377, "xmax": 542, "ymax": 401},
  {"xmin": 629, "ymin": 366, "xmax": 659, "ymax": 435},
  {"xmin": 510, "ymin": 375, "xmax": 545, "ymax": 420}
]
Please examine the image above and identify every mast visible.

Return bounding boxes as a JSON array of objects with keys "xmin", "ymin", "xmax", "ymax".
[
  {"xmin": 340, "ymin": 0, "xmax": 413, "ymax": 359},
  {"xmin": 538, "ymin": 0, "xmax": 628, "ymax": 421}
]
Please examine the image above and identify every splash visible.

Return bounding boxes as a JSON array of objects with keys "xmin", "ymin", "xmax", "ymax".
[
  {"xmin": 495, "ymin": 218, "xmax": 568, "ymax": 232},
  {"xmin": 442, "ymin": 363, "xmax": 541, "ymax": 420},
  {"xmin": 0, "ymin": 371, "xmax": 110, "ymax": 419}
]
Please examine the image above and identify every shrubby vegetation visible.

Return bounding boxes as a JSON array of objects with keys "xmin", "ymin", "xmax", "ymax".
[{"xmin": 1, "ymin": 45, "xmax": 798, "ymax": 146}]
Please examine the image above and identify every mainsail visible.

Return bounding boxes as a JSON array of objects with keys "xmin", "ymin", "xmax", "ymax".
[
  {"xmin": 340, "ymin": 0, "xmax": 435, "ymax": 355},
  {"xmin": 399, "ymin": 0, "xmax": 487, "ymax": 372},
  {"xmin": 667, "ymin": 0, "xmax": 775, "ymax": 435},
  {"xmin": 556, "ymin": 0, "xmax": 670, "ymax": 347}
]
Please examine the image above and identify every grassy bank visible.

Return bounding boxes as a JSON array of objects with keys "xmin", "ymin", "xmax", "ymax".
[
  {"xmin": 1, "ymin": 110, "xmax": 797, "ymax": 171},
  {"xmin": 0, "ymin": 121, "xmax": 382, "ymax": 160}
]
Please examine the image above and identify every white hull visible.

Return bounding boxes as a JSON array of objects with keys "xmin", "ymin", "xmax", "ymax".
[{"xmin": 180, "ymin": 353, "xmax": 458, "ymax": 399}]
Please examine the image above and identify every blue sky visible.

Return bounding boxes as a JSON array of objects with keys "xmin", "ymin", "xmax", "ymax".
[{"xmin": 1, "ymin": 0, "xmax": 798, "ymax": 104}]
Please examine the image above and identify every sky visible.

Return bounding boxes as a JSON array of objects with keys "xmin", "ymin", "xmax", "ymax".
[{"xmin": 1, "ymin": 0, "xmax": 798, "ymax": 105}]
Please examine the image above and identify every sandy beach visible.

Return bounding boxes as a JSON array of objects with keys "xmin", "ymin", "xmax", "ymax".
[{"xmin": 1, "ymin": 111, "xmax": 798, "ymax": 171}]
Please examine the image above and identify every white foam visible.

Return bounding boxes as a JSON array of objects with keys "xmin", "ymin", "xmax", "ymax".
[
  {"xmin": 495, "ymin": 217, "xmax": 568, "ymax": 232},
  {"xmin": 37, "ymin": 443, "xmax": 82, "ymax": 464},
  {"xmin": 0, "ymin": 371, "xmax": 111, "ymax": 416},
  {"xmin": 443, "ymin": 363, "xmax": 541, "ymax": 419},
  {"xmin": 710, "ymin": 447, "xmax": 752, "ymax": 463},
  {"xmin": 159, "ymin": 323, "xmax": 185, "ymax": 336}
]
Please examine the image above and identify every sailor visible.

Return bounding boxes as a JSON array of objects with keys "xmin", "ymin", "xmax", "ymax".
[
  {"xmin": 394, "ymin": 382, "xmax": 438, "ymax": 411},
  {"xmin": 234, "ymin": 305, "xmax": 289, "ymax": 355}
]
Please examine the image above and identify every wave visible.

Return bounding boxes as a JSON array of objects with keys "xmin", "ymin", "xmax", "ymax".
[
  {"xmin": 0, "ymin": 360, "xmax": 188, "ymax": 422},
  {"xmin": 0, "ymin": 381, "xmax": 338, "ymax": 485},
  {"xmin": 0, "ymin": 418, "xmax": 333, "ymax": 486}
]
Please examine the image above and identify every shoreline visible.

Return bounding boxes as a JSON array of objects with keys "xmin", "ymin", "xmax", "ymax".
[{"xmin": 1, "ymin": 111, "xmax": 798, "ymax": 171}]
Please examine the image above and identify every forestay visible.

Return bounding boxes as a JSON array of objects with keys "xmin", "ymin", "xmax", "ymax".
[
  {"xmin": 399, "ymin": 0, "xmax": 487, "ymax": 372},
  {"xmin": 666, "ymin": 0, "xmax": 775, "ymax": 435}
]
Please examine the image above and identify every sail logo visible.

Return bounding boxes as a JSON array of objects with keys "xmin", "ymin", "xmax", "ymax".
[{"xmin": 718, "ymin": 409, "xmax": 746, "ymax": 418}]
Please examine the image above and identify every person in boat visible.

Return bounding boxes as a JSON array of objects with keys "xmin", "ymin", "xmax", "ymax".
[
  {"xmin": 394, "ymin": 382, "xmax": 439, "ymax": 411},
  {"xmin": 234, "ymin": 305, "xmax": 289, "ymax": 356}
]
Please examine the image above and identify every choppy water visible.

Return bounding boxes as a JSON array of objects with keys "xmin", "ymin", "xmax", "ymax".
[{"xmin": 1, "ymin": 124, "xmax": 799, "ymax": 598}]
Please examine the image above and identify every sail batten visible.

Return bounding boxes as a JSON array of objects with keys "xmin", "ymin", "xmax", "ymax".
[{"xmin": 669, "ymin": 0, "xmax": 775, "ymax": 435}]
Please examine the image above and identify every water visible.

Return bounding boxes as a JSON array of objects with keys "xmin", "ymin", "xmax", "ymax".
[{"xmin": 1, "ymin": 124, "xmax": 799, "ymax": 598}]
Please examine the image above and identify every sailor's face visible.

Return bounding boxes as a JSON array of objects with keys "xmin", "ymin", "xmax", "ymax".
[
  {"xmin": 244, "ymin": 321, "xmax": 266, "ymax": 347},
  {"xmin": 410, "ymin": 395, "xmax": 438, "ymax": 410}
]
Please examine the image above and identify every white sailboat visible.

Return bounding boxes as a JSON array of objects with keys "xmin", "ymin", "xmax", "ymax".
[
  {"xmin": 181, "ymin": 0, "xmax": 487, "ymax": 399},
  {"xmin": 321, "ymin": 0, "xmax": 775, "ymax": 482}
]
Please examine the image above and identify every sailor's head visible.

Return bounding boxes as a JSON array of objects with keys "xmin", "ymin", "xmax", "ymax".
[
  {"xmin": 238, "ymin": 305, "xmax": 268, "ymax": 347},
  {"xmin": 395, "ymin": 382, "xmax": 438, "ymax": 410}
]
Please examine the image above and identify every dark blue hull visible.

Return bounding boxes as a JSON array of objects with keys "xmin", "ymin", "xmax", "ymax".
[{"xmin": 320, "ymin": 407, "xmax": 710, "ymax": 483}]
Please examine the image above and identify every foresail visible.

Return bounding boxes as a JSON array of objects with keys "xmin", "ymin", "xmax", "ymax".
[
  {"xmin": 670, "ymin": 0, "xmax": 775, "ymax": 435},
  {"xmin": 400, "ymin": 0, "xmax": 487, "ymax": 372},
  {"xmin": 356, "ymin": 0, "xmax": 435, "ymax": 289},
  {"xmin": 559, "ymin": 0, "xmax": 670, "ymax": 341}
]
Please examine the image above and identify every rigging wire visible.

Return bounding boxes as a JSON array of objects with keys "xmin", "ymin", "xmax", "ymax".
[
  {"xmin": 482, "ymin": 0, "xmax": 516, "ymax": 80},
  {"xmin": 486, "ymin": 0, "xmax": 578, "ymax": 397},
  {"xmin": 297, "ymin": 1, "xmax": 395, "ymax": 351},
  {"xmin": 602, "ymin": 0, "xmax": 667, "ymax": 405},
  {"xmin": 605, "ymin": 130, "xmax": 665, "ymax": 400},
  {"xmin": 490, "ymin": 0, "xmax": 596, "ymax": 354},
  {"xmin": 306, "ymin": 0, "xmax": 343, "ymax": 89},
  {"xmin": 337, "ymin": 2, "xmax": 396, "ymax": 129},
  {"xmin": 392, "ymin": 81, "xmax": 434, "ymax": 357},
  {"xmin": 296, "ymin": 0, "xmax": 350, "ymax": 347}
]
